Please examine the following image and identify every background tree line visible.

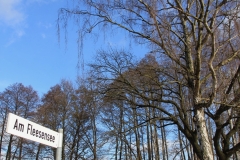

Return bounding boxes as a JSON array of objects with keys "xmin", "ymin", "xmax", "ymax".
[{"xmin": 1, "ymin": 48, "xmax": 240, "ymax": 159}]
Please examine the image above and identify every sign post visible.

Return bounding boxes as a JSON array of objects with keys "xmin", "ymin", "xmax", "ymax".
[
  {"xmin": 6, "ymin": 113, "xmax": 63, "ymax": 159},
  {"xmin": 56, "ymin": 129, "xmax": 63, "ymax": 160}
]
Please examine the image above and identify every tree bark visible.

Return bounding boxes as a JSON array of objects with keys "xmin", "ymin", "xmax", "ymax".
[{"xmin": 195, "ymin": 108, "xmax": 213, "ymax": 160}]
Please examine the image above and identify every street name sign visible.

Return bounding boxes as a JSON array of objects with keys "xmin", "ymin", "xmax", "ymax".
[{"xmin": 6, "ymin": 113, "xmax": 62, "ymax": 148}]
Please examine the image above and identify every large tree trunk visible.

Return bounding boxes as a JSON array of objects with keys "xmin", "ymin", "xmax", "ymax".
[{"xmin": 195, "ymin": 108, "xmax": 213, "ymax": 160}]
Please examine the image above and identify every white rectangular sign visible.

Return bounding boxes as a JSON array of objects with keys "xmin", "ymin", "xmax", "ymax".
[{"xmin": 6, "ymin": 113, "xmax": 61, "ymax": 148}]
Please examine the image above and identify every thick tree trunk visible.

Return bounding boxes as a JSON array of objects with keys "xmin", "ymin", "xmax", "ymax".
[{"xmin": 195, "ymin": 108, "xmax": 213, "ymax": 160}]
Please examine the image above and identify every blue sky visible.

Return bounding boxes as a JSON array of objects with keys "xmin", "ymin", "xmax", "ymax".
[{"xmin": 0, "ymin": 0, "xmax": 147, "ymax": 96}]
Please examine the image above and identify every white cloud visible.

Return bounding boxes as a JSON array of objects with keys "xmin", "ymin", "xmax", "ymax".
[
  {"xmin": 0, "ymin": 0, "xmax": 57, "ymax": 45},
  {"xmin": 0, "ymin": 0, "xmax": 26, "ymax": 45},
  {"xmin": 0, "ymin": 0, "xmax": 26, "ymax": 27}
]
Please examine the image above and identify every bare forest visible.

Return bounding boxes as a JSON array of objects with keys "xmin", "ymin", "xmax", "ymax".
[{"xmin": 1, "ymin": 0, "xmax": 240, "ymax": 160}]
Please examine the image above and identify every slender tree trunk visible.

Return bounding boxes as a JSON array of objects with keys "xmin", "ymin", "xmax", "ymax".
[
  {"xmin": 160, "ymin": 123, "xmax": 166, "ymax": 160},
  {"xmin": 18, "ymin": 138, "xmax": 23, "ymax": 160},
  {"xmin": 69, "ymin": 125, "xmax": 80, "ymax": 160},
  {"xmin": 133, "ymin": 108, "xmax": 142, "ymax": 160},
  {"xmin": 115, "ymin": 135, "xmax": 119, "ymax": 160},
  {"xmin": 119, "ymin": 104, "xmax": 124, "ymax": 160},
  {"xmin": 152, "ymin": 109, "xmax": 160, "ymax": 160},
  {"xmin": 6, "ymin": 135, "xmax": 13, "ymax": 160},
  {"xmin": 36, "ymin": 144, "xmax": 41, "ymax": 160},
  {"xmin": 129, "ymin": 133, "xmax": 133, "ymax": 160},
  {"xmin": 178, "ymin": 130, "xmax": 186, "ymax": 160},
  {"xmin": 141, "ymin": 126, "xmax": 146, "ymax": 160},
  {"xmin": 184, "ymin": 136, "xmax": 192, "ymax": 160},
  {"xmin": 146, "ymin": 113, "xmax": 151, "ymax": 160},
  {"xmin": 163, "ymin": 123, "xmax": 168, "ymax": 160},
  {"xmin": 12, "ymin": 146, "xmax": 18, "ymax": 160},
  {"xmin": 124, "ymin": 139, "xmax": 127, "ymax": 160},
  {"xmin": 75, "ymin": 138, "xmax": 80, "ymax": 160},
  {"xmin": 159, "ymin": 113, "xmax": 168, "ymax": 160},
  {"xmin": 0, "ymin": 117, "xmax": 6, "ymax": 158},
  {"xmin": 119, "ymin": 134, "xmax": 123, "ymax": 160},
  {"xmin": 153, "ymin": 123, "xmax": 159, "ymax": 160},
  {"xmin": 92, "ymin": 116, "xmax": 97, "ymax": 160},
  {"xmin": 150, "ymin": 120, "xmax": 154, "ymax": 160}
]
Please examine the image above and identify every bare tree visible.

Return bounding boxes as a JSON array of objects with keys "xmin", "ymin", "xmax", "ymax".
[
  {"xmin": 74, "ymin": 77, "xmax": 106, "ymax": 160},
  {"xmin": 0, "ymin": 83, "xmax": 39, "ymax": 160},
  {"xmin": 58, "ymin": 0, "xmax": 240, "ymax": 159},
  {"xmin": 37, "ymin": 80, "xmax": 76, "ymax": 160},
  {"xmin": 87, "ymin": 45, "xmax": 240, "ymax": 160}
]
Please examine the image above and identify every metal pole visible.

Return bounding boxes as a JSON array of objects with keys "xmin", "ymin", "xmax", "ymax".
[{"xmin": 56, "ymin": 129, "xmax": 63, "ymax": 160}]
